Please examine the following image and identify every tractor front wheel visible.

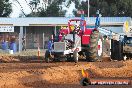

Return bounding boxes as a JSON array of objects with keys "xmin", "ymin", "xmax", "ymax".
[
  {"xmin": 45, "ymin": 50, "xmax": 50, "ymax": 63},
  {"xmin": 73, "ymin": 51, "xmax": 79, "ymax": 63}
]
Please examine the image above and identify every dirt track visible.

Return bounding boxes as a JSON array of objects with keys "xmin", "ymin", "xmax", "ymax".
[{"xmin": 0, "ymin": 58, "xmax": 132, "ymax": 88}]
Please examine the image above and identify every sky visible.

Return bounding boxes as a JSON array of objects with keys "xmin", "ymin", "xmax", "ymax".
[
  {"xmin": 10, "ymin": 0, "xmax": 77, "ymax": 17},
  {"xmin": 10, "ymin": 0, "xmax": 33, "ymax": 17}
]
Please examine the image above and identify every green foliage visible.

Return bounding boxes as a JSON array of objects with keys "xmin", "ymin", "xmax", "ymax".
[
  {"xmin": 28, "ymin": 0, "xmax": 66, "ymax": 17},
  {"xmin": 74, "ymin": 0, "xmax": 132, "ymax": 17},
  {"xmin": 42, "ymin": 1, "xmax": 61, "ymax": 17},
  {"xmin": 29, "ymin": 0, "xmax": 40, "ymax": 12},
  {"xmin": 0, "ymin": 0, "xmax": 12, "ymax": 17},
  {"xmin": 27, "ymin": 0, "xmax": 132, "ymax": 17}
]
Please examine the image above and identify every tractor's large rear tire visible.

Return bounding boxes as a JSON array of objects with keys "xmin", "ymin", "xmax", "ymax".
[{"xmin": 86, "ymin": 30, "xmax": 103, "ymax": 61}]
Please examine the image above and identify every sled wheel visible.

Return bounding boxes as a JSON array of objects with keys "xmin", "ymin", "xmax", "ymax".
[{"xmin": 73, "ymin": 51, "xmax": 79, "ymax": 63}]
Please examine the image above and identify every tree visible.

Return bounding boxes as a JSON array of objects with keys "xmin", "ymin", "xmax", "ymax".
[
  {"xmin": 0, "ymin": 0, "xmax": 12, "ymax": 17},
  {"xmin": 74, "ymin": 0, "xmax": 132, "ymax": 17},
  {"xmin": 39, "ymin": 0, "xmax": 66, "ymax": 17},
  {"xmin": 115, "ymin": 0, "xmax": 132, "ymax": 17},
  {"xmin": 13, "ymin": 0, "xmax": 41, "ymax": 17},
  {"xmin": 27, "ymin": 0, "xmax": 66, "ymax": 17},
  {"xmin": 29, "ymin": 0, "xmax": 40, "ymax": 13},
  {"xmin": 14, "ymin": 0, "xmax": 27, "ymax": 17}
]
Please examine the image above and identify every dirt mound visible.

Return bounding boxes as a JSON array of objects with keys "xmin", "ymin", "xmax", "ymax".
[
  {"xmin": 0, "ymin": 55, "xmax": 44, "ymax": 63},
  {"xmin": 0, "ymin": 56, "xmax": 19, "ymax": 62},
  {"xmin": 0, "ymin": 60, "xmax": 132, "ymax": 87}
]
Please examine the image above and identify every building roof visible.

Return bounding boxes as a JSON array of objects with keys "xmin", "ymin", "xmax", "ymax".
[{"xmin": 0, "ymin": 17, "xmax": 131, "ymax": 26}]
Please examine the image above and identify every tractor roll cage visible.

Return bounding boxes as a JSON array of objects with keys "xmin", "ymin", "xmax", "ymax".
[{"xmin": 68, "ymin": 19, "xmax": 86, "ymax": 33}]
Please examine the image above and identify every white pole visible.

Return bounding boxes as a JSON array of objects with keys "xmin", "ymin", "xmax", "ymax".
[
  {"xmin": 25, "ymin": 26, "xmax": 26, "ymax": 50},
  {"xmin": 19, "ymin": 26, "xmax": 23, "ymax": 52},
  {"xmin": 88, "ymin": 0, "xmax": 89, "ymax": 19},
  {"xmin": 43, "ymin": 33, "xmax": 45, "ymax": 49},
  {"xmin": 55, "ymin": 26, "xmax": 56, "ymax": 36}
]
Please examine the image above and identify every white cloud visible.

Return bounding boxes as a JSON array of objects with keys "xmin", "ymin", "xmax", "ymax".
[
  {"xmin": 10, "ymin": 0, "xmax": 31, "ymax": 17},
  {"xmin": 64, "ymin": 2, "xmax": 76, "ymax": 17},
  {"xmin": 10, "ymin": 0, "xmax": 83, "ymax": 17}
]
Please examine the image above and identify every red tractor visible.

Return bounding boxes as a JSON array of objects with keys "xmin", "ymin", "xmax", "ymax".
[{"xmin": 45, "ymin": 11, "xmax": 103, "ymax": 62}]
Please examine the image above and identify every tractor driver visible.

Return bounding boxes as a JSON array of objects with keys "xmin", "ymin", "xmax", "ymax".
[{"xmin": 74, "ymin": 23, "xmax": 80, "ymax": 34}]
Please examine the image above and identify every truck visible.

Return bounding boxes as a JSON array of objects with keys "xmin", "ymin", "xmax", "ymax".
[
  {"xmin": 45, "ymin": 10, "xmax": 103, "ymax": 63},
  {"xmin": 110, "ymin": 20, "xmax": 132, "ymax": 60},
  {"xmin": 97, "ymin": 19, "xmax": 132, "ymax": 60}
]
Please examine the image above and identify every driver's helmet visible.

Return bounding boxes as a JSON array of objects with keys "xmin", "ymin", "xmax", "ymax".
[
  {"xmin": 75, "ymin": 23, "xmax": 80, "ymax": 30},
  {"xmin": 75, "ymin": 23, "xmax": 79, "ymax": 28}
]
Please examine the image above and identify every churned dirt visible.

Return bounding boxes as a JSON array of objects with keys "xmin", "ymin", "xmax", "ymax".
[
  {"xmin": 0, "ymin": 57, "xmax": 132, "ymax": 88},
  {"xmin": 0, "ymin": 43, "xmax": 131, "ymax": 88}
]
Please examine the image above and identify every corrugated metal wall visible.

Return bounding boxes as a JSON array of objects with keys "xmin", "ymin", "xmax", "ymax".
[
  {"xmin": 26, "ymin": 26, "xmax": 55, "ymax": 49},
  {"xmin": 0, "ymin": 26, "xmax": 56, "ymax": 50}
]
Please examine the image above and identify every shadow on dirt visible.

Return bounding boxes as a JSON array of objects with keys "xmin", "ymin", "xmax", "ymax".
[
  {"xmin": 0, "ymin": 55, "xmax": 45, "ymax": 63},
  {"xmin": 0, "ymin": 55, "xmax": 89, "ymax": 63},
  {"xmin": 17, "ymin": 70, "xmax": 82, "ymax": 88},
  {"xmin": 92, "ymin": 61, "xmax": 124, "ymax": 69}
]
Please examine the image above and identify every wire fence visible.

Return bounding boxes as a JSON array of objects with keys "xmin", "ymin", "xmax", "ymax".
[{"xmin": 0, "ymin": 33, "xmax": 49, "ymax": 56}]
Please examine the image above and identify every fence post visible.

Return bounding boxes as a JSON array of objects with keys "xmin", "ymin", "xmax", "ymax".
[
  {"xmin": 43, "ymin": 33, "xmax": 45, "ymax": 49},
  {"xmin": 24, "ymin": 26, "xmax": 27, "ymax": 50},
  {"xmin": 38, "ymin": 46, "xmax": 40, "ymax": 59},
  {"xmin": 19, "ymin": 26, "xmax": 23, "ymax": 52}
]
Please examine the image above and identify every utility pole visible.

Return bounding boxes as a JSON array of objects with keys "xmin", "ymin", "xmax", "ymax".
[{"xmin": 88, "ymin": 0, "xmax": 89, "ymax": 18}]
